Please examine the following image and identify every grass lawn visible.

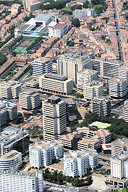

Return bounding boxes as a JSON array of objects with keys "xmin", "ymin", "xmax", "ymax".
[
  {"xmin": 89, "ymin": 121, "xmax": 111, "ymax": 129},
  {"xmin": 62, "ymin": 7, "xmax": 72, "ymax": 12}
]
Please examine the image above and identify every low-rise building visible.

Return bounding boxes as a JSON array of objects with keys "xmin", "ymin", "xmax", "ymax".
[
  {"xmin": 77, "ymin": 69, "xmax": 97, "ymax": 91},
  {"xmin": 109, "ymin": 78, "xmax": 127, "ymax": 98},
  {"xmin": 19, "ymin": 91, "xmax": 40, "ymax": 110},
  {"xmin": 91, "ymin": 97, "xmax": 111, "ymax": 116},
  {"xmin": 29, "ymin": 140, "xmax": 64, "ymax": 168},
  {"xmin": 64, "ymin": 150, "xmax": 98, "ymax": 177},
  {"xmin": 0, "ymin": 150, "xmax": 22, "ymax": 172},
  {"xmin": 39, "ymin": 73, "xmax": 73, "ymax": 94},
  {"xmin": 83, "ymin": 80, "xmax": 103, "ymax": 100},
  {"xmin": 0, "ymin": 170, "xmax": 44, "ymax": 192},
  {"xmin": 111, "ymin": 138, "xmax": 128, "ymax": 156}
]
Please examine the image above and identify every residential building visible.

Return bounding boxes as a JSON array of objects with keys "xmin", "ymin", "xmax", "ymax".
[
  {"xmin": 73, "ymin": 8, "xmax": 94, "ymax": 18},
  {"xmin": 111, "ymin": 138, "xmax": 128, "ymax": 156},
  {"xmin": 11, "ymin": 4, "xmax": 21, "ymax": 14},
  {"xmin": 48, "ymin": 22, "xmax": 68, "ymax": 38},
  {"xmin": 0, "ymin": 170, "xmax": 44, "ymax": 192},
  {"xmin": 64, "ymin": 150, "xmax": 98, "ymax": 177},
  {"xmin": 19, "ymin": 91, "xmax": 40, "ymax": 110},
  {"xmin": 83, "ymin": 80, "xmax": 103, "ymax": 100},
  {"xmin": 118, "ymin": 65, "xmax": 128, "ymax": 84},
  {"xmin": 109, "ymin": 78, "xmax": 127, "ymax": 98},
  {"xmin": 29, "ymin": 140, "xmax": 64, "ymax": 168},
  {"xmin": 39, "ymin": 73, "xmax": 73, "ymax": 94},
  {"xmin": 123, "ymin": 100, "xmax": 128, "ymax": 123},
  {"xmin": 77, "ymin": 69, "xmax": 98, "ymax": 91},
  {"xmin": 91, "ymin": 97, "xmax": 111, "ymax": 116},
  {"xmin": 32, "ymin": 57, "xmax": 52, "ymax": 77},
  {"xmin": 42, "ymin": 95, "xmax": 67, "ymax": 141},
  {"xmin": 0, "ymin": 99, "xmax": 17, "ymax": 126},
  {"xmin": 57, "ymin": 53, "xmax": 93, "ymax": 83},
  {"xmin": 0, "ymin": 150, "xmax": 22, "ymax": 172},
  {"xmin": 0, "ymin": 81, "xmax": 21, "ymax": 99},
  {"xmin": 0, "ymin": 126, "xmax": 29, "ymax": 156}
]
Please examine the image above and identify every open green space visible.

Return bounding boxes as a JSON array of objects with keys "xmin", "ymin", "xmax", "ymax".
[
  {"xmin": 13, "ymin": 39, "xmax": 34, "ymax": 53},
  {"xmin": 89, "ymin": 121, "xmax": 111, "ymax": 129}
]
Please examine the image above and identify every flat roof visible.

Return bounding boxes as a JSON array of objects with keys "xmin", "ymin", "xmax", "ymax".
[
  {"xmin": 35, "ymin": 14, "xmax": 52, "ymax": 22},
  {"xmin": 44, "ymin": 73, "xmax": 67, "ymax": 81}
]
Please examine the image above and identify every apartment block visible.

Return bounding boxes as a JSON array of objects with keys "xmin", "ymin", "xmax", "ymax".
[
  {"xmin": 57, "ymin": 53, "xmax": 93, "ymax": 83},
  {"xmin": 123, "ymin": 100, "xmax": 128, "ymax": 123},
  {"xmin": 0, "ymin": 99, "xmax": 17, "ymax": 126},
  {"xmin": 0, "ymin": 170, "xmax": 44, "ymax": 192},
  {"xmin": 64, "ymin": 150, "xmax": 98, "ymax": 177},
  {"xmin": 91, "ymin": 97, "xmax": 111, "ymax": 116},
  {"xmin": 111, "ymin": 138, "xmax": 128, "ymax": 156},
  {"xmin": 29, "ymin": 140, "xmax": 64, "ymax": 168},
  {"xmin": 0, "ymin": 81, "xmax": 21, "ymax": 99},
  {"xmin": 0, "ymin": 126, "xmax": 29, "ymax": 156},
  {"xmin": 42, "ymin": 95, "xmax": 67, "ymax": 141},
  {"xmin": 32, "ymin": 57, "xmax": 52, "ymax": 77},
  {"xmin": 93, "ymin": 59, "xmax": 122, "ymax": 77},
  {"xmin": 0, "ymin": 150, "xmax": 22, "ymax": 172},
  {"xmin": 19, "ymin": 91, "xmax": 40, "ymax": 110},
  {"xmin": 83, "ymin": 80, "xmax": 103, "ymax": 100},
  {"xmin": 109, "ymin": 78, "xmax": 127, "ymax": 98},
  {"xmin": 77, "ymin": 69, "xmax": 98, "ymax": 91},
  {"xmin": 39, "ymin": 73, "xmax": 73, "ymax": 94},
  {"xmin": 48, "ymin": 22, "xmax": 68, "ymax": 38},
  {"xmin": 118, "ymin": 65, "xmax": 128, "ymax": 84}
]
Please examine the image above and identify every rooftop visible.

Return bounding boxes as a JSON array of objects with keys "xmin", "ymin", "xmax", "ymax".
[{"xmin": 44, "ymin": 73, "xmax": 67, "ymax": 81}]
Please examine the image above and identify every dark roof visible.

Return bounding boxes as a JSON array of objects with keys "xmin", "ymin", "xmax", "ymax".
[{"xmin": 44, "ymin": 73, "xmax": 67, "ymax": 81}]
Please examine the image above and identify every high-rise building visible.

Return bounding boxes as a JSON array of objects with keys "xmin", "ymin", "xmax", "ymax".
[
  {"xmin": 83, "ymin": 80, "xmax": 103, "ymax": 100},
  {"xmin": 39, "ymin": 73, "xmax": 73, "ymax": 95},
  {"xmin": 111, "ymin": 138, "xmax": 128, "ymax": 156},
  {"xmin": 57, "ymin": 53, "xmax": 93, "ymax": 83},
  {"xmin": 0, "ymin": 150, "xmax": 22, "ymax": 172},
  {"xmin": 0, "ymin": 170, "xmax": 44, "ymax": 192},
  {"xmin": 111, "ymin": 154, "xmax": 128, "ymax": 179},
  {"xmin": 19, "ymin": 91, "xmax": 40, "ymax": 110},
  {"xmin": 64, "ymin": 150, "xmax": 98, "ymax": 177},
  {"xmin": 122, "ymin": 100, "xmax": 128, "ymax": 123},
  {"xmin": 42, "ymin": 95, "xmax": 67, "ymax": 141},
  {"xmin": 0, "ymin": 126, "xmax": 29, "ymax": 156},
  {"xmin": 118, "ymin": 65, "xmax": 128, "ymax": 84},
  {"xmin": 77, "ymin": 69, "xmax": 98, "ymax": 91},
  {"xmin": 32, "ymin": 57, "xmax": 52, "ymax": 77},
  {"xmin": 91, "ymin": 97, "xmax": 111, "ymax": 116},
  {"xmin": 29, "ymin": 140, "xmax": 64, "ymax": 168},
  {"xmin": 109, "ymin": 78, "xmax": 127, "ymax": 98}
]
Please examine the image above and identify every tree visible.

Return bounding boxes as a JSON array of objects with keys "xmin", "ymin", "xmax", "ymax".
[
  {"xmin": 83, "ymin": 1, "xmax": 89, "ymax": 8},
  {"xmin": 72, "ymin": 18, "xmax": 80, "ymax": 27},
  {"xmin": 0, "ymin": 54, "xmax": 7, "ymax": 66}
]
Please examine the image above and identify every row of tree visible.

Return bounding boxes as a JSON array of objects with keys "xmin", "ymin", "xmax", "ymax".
[
  {"xmin": 40, "ymin": 0, "xmax": 71, "ymax": 10},
  {"xmin": 0, "ymin": 26, "xmax": 15, "ymax": 48},
  {"xmin": 26, "ymin": 36, "xmax": 42, "ymax": 53},
  {"xmin": 8, "ymin": 36, "xmax": 23, "ymax": 51},
  {"xmin": 0, "ymin": 53, "xmax": 7, "ymax": 66}
]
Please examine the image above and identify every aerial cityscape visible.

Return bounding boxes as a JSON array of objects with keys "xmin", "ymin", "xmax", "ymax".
[{"xmin": 0, "ymin": 0, "xmax": 128, "ymax": 191}]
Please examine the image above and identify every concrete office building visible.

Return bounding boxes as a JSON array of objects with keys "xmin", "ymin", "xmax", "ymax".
[
  {"xmin": 111, "ymin": 138, "xmax": 128, "ymax": 156},
  {"xmin": 77, "ymin": 69, "xmax": 98, "ymax": 91},
  {"xmin": 0, "ymin": 170, "xmax": 44, "ymax": 192},
  {"xmin": 19, "ymin": 91, "xmax": 40, "ymax": 110},
  {"xmin": 83, "ymin": 80, "xmax": 103, "ymax": 100},
  {"xmin": 0, "ymin": 81, "xmax": 21, "ymax": 99},
  {"xmin": 93, "ymin": 59, "xmax": 122, "ymax": 77},
  {"xmin": 29, "ymin": 140, "xmax": 64, "ymax": 168},
  {"xmin": 0, "ymin": 99, "xmax": 17, "ymax": 126},
  {"xmin": 42, "ymin": 95, "xmax": 66, "ymax": 141},
  {"xmin": 32, "ymin": 57, "xmax": 52, "ymax": 77},
  {"xmin": 123, "ymin": 100, "xmax": 128, "ymax": 123},
  {"xmin": 39, "ymin": 73, "xmax": 73, "ymax": 94},
  {"xmin": 57, "ymin": 53, "xmax": 93, "ymax": 83},
  {"xmin": 64, "ymin": 150, "xmax": 98, "ymax": 177},
  {"xmin": 91, "ymin": 97, "xmax": 111, "ymax": 116},
  {"xmin": 48, "ymin": 22, "xmax": 68, "ymax": 38},
  {"xmin": 0, "ymin": 126, "xmax": 29, "ymax": 156},
  {"xmin": 109, "ymin": 78, "xmax": 127, "ymax": 98},
  {"xmin": 0, "ymin": 150, "xmax": 22, "ymax": 172}
]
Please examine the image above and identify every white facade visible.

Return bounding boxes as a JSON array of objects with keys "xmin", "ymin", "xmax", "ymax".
[
  {"xmin": 0, "ymin": 170, "xmax": 44, "ymax": 192},
  {"xmin": 33, "ymin": 57, "xmax": 52, "ymax": 77},
  {"xmin": 48, "ymin": 22, "xmax": 68, "ymax": 38},
  {"xmin": 0, "ymin": 150, "xmax": 22, "ymax": 172},
  {"xmin": 109, "ymin": 78, "xmax": 127, "ymax": 98},
  {"xmin": 29, "ymin": 140, "xmax": 64, "ymax": 168},
  {"xmin": 123, "ymin": 100, "xmax": 128, "ymax": 123},
  {"xmin": 77, "ymin": 69, "xmax": 98, "ymax": 90},
  {"xmin": 83, "ymin": 80, "xmax": 103, "ymax": 100},
  {"xmin": 111, "ymin": 154, "xmax": 128, "ymax": 179},
  {"xmin": 118, "ymin": 65, "xmax": 128, "ymax": 84},
  {"xmin": 73, "ymin": 8, "xmax": 94, "ymax": 18},
  {"xmin": 64, "ymin": 150, "xmax": 98, "ymax": 177}
]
